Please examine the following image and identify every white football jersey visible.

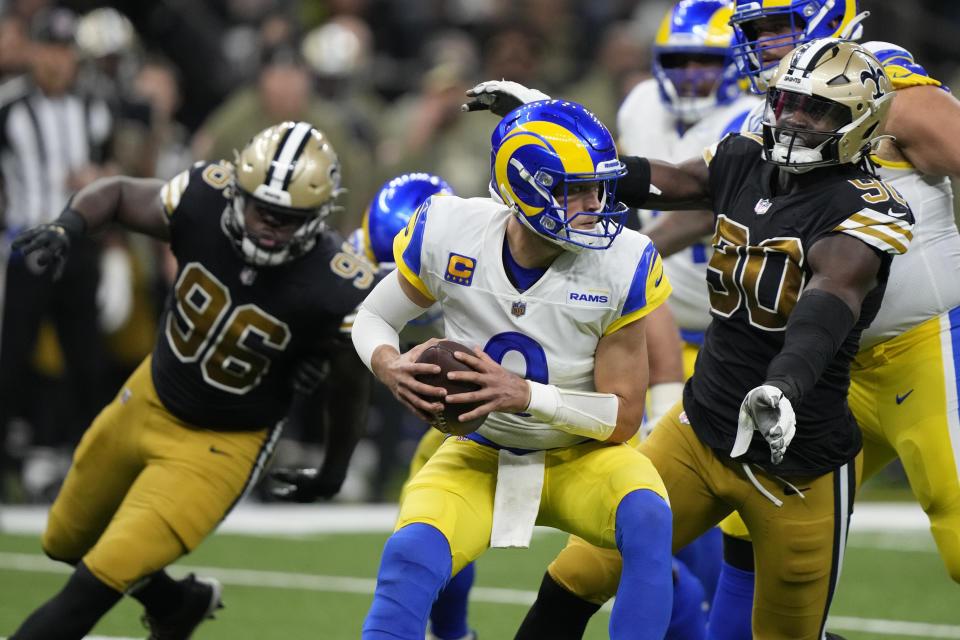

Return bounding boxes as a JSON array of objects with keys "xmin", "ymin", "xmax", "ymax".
[
  {"xmin": 618, "ymin": 79, "xmax": 761, "ymax": 334},
  {"xmin": 394, "ymin": 195, "xmax": 671, "ymax": 450},
  {"xmin": 739, "ymin": 42, "xmax": 960, "ymax": 348}
]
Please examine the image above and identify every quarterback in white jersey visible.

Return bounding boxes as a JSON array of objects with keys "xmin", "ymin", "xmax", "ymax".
[{"xmin": 353, "ymin": 100, "xmax": 675, "ymax": 640}]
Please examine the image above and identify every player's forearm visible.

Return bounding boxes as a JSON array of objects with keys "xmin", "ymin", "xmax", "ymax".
[
  {"xmin": 320, "ymin": 350, "xmax": 372, "ymax": 482},
  {"xmin": 617, "ymin": 157, "xmax": 712, "ymax": 210},
  {"xmin": 525, "ymin": 381, "xmax": 634, "ymax": 442}
]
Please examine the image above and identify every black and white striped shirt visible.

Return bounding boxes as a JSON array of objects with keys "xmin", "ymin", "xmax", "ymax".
[{"xmin": 0, "ymin": 76, "xmax": 112, "ymax": 231}]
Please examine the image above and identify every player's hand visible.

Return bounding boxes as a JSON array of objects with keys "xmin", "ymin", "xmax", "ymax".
[
  {"xmin": 373, "ymin": 338, "xmax": 447, "ymax": 421},
  {"xmin": 444, "ymin": 345, "xmax": 531, "ymax": 420},
  {"xmin": 461, "ymin": 80, "xmax": 552, "ymax": 117},
  {"xmin": 732, "ymin": 385, "xmax": 796, "ymax": 465},
  {"xmin": 11, "ymin": 223, "xmax": 73, "ymax": 280},
  {"xmin": 292, "ymin": 356, "xmax": 329, "ymax": 395},
  {"xmin": 269, "ymin": 467, "xmax": 343, "ymax": 502}
]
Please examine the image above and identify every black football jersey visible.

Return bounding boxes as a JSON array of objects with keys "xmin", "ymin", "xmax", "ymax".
[
  {"xmin": 684, "ymin": 134, "xmax": 914, "ymax": 476},
  {"xmin": 150, "ymin": 161, "xmax": 377, "ymax": 431}
]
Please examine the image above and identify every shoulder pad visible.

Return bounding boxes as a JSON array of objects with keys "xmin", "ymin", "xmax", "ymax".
[{"xmin": 862, "ymin": 41, "xmax": 945, "ymax": 91}]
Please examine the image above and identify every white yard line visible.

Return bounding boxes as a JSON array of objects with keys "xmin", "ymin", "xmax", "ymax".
[
  {"xmin": 0, "ymin": 501, "xmax": 932, "ymax": 536},
  {"xmin": 1, "ymin": 551, "xmax": 958, "ymax": 639}
]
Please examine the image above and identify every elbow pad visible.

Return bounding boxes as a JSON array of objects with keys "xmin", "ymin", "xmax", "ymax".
[
  {"xmin": 351, "ymin": 270, "xmax": 431, "ymax": 371},
  {"xmin": 525, "ymin": 381, "xmax": 619, "ymax": 440}
]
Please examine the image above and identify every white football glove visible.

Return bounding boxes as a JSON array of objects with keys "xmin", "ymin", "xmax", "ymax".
[
  {"xmin": 731, "ymin": 384, "xmax": 796, "ymax": 465},
  {"xmin": 461, "ymin": 80, "xmax": 552, "ymax": 117}
]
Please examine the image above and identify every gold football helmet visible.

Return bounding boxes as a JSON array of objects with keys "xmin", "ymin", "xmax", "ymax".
[
  {"xmin": 762, "ymin": 38, "xmax": 893, "ymax": 173},
  {"xmin": 225, "ymin": 121, "xmax": 342, "ymax": 266}
]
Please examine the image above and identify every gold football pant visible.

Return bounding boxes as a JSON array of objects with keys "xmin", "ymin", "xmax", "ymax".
[
  {"xmin": 850, "ymin": 308, "xmax": 960, "ymax": 582},
  {"xmin": 548, "ymin": 403, "xmax": 861, "ymax": 639},
  {"xmin": 398, "ymin": 435, "xmax": 668, "ymax": 575},
  {"xmin": 42, "ymin": 356, "xmax": 281, "ymax": 592}
]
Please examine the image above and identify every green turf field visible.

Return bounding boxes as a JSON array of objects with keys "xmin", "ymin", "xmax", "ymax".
[{"xmin": 1, "ymin": 511, "xmax": 958, "ymax": 640}]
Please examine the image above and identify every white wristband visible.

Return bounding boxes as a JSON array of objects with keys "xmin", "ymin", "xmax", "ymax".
[
  {"xmin": 646, "ymin": 382, "xmax": 685, "ymax": 428},
  {"xmin": 525, "ymin": 380, "xmax": 619, "ymax": 441}
]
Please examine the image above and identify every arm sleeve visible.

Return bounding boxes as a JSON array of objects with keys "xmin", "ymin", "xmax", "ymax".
[
  {"xmin": 351, "ymin": 270, "xmax": 434, "ymax": 371},
  {"xmin": 764, "ymin": 289, "xmax": 855, "ymax": 406}
]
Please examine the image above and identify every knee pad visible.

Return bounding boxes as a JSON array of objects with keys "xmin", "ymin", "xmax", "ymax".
[
  {"xmin": 83, "ymin": 511, "xmax": 186, "ymax": 593},
  {"xmin": 548, "ymin": 536, "xmax": 623, "ymax": 605}
]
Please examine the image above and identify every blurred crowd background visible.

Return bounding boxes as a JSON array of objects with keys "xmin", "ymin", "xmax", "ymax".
[{"xmin": 0, "ymin": 0, "xmax": 957, "ymax": 505}]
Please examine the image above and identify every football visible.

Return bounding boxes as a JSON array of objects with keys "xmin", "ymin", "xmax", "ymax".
[{"xmin": 415, "ymin": 340, "xmax": 486, "ymax": 435}]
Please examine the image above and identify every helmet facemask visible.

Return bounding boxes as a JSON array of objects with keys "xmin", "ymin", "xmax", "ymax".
[
  {"xmin": 223, "ymin": 188, "xmax": 334, "ymax": 267},
  {"xmin": 762, "ymin": 88, "xmax": 852, "ymax": 173},
  {"xmin": 654, "ymin": 52, "xmax": 739, "ymax": 124}
]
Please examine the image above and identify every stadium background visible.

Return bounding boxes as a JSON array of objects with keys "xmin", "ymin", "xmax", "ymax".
[{"xmin": 0, "ymin": 0, "xmax": 958, "ymax": 638}]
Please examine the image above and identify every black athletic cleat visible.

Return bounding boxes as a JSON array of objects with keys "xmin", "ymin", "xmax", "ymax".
[
  {"xmin": 825, "ymin": 633, "xmax": 847, "ymax": 640},
  {"xmin": 142, "ymin": 574, "xmax": 223, "ymax": 640}
]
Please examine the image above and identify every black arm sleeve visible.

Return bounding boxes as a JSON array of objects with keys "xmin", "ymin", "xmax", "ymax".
[
  {"xmin": 317, "ymin": 340, "xmax": 372, "ymax": 486},
  {"xmin": 764, "ymin": 288, "xmax": 856, "ymax": 406},
  {"xmin": 616, "ymin": 156, "xmax": 652, "ymax": 209}
]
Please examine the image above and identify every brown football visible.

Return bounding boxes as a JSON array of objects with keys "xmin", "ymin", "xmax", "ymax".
[{"xmin": 415, "ymin": 340, "xmax": 486, "ymax": 435}]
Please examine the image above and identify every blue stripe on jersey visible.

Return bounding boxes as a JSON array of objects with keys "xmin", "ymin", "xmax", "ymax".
[
  {"xmin": 950, "ymin": 305, "xmax": 960, "ymax": 415},
  {"xmin": 622, "ymin": 243, "xmax": 658, "ymax": 318},
  {"xmin": 871, "ymin": 47, "xmax": 931, "ymax": 78},
  {"xmin": 721, "ymin": 110, "xmax": 750, "ymax": 139},
  {"xmin": 401, "ymin": 202, "xmax": 430, "ymax": 277}
]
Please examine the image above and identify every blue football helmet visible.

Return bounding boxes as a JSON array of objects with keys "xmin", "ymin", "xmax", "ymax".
[
  {"xmin": 489, "ymin": 100, "xmax": 628, "ymax": 251},
  {"xmin": 652, "ymin": 0, "xmax": 742, "ymax": 124},
  {"xmin": 362, "ymin": 172, "xmax": 455, "ymax": 266},
  {"xmin": 729, "ymin": 0, "xmax": 866, "ymax": 93}
]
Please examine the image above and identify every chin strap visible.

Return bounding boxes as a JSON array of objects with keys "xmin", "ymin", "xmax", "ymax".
[{"xmin": 839, "ymin": 10, "xmax": 870, "ymax": 41}]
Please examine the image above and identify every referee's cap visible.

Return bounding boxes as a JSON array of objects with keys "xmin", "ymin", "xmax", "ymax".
[{"xmin": 30, "ymin": 8, "xmax": 78, "ymax": 45}]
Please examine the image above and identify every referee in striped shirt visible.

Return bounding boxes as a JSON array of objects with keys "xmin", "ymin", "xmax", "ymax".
[{"xmin": 0, "ymin": 8, "xmax": 115, "ymax": 498}]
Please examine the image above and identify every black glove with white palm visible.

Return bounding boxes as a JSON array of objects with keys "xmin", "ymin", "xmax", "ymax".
[
  {"xmin": 11, "ymin": 208, "xmax": 86, "ymax": 280},
  {"xmin": 731, "ymin": 384, "xmax": 796, "ymax": 465},
  {"xmin": 461, "ymin": 80, "xmax": 552, "ymax": 117},
  {"xmin": 269, "ymin": 466, "xmax": 345, "ymax": 503}
]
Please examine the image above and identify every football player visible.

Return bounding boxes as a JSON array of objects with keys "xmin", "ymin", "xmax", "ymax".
[
  {"xmin": 469, "ymin": 39, "xmax": 913, "ymax": 640},
  {"xmin": 353, "ymin": 99, "xmax": 675, "ymax": 639},
  {"xmin": 7, "ymin": 121, "xmax": 375, "ymax": 640}
]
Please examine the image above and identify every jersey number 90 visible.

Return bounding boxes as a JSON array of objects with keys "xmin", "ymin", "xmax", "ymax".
[
  {"xmin": 166, "ymin": 262, "xmax": 291, "ymax": 394},
  {"xmin": 706, "ymin": 216, "xmax": 804, "ymax": 330}
]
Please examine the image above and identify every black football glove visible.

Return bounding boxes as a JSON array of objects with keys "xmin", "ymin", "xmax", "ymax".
[
  {"xmin": 292, "ymin": 356, "xmax": 329, "ymax": 396},
  {"xmin": 11, "ymin": 208, "xmax": 86, "ymax": 280},
  {"xmin": 461, "ymin": 80, "xmax": 552, "ymax": 117},
  {"xmin": 269, "ymin": 467, "xmax": 344, "ymax": 503}
]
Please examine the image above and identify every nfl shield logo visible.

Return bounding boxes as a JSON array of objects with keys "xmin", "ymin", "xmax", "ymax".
[
  {"xmin": 511, "ymin": 300, "xmax": 527, "ymax": 317},
  {"xmin": 240, "ymin": 266, "xmax": 258, "ymax": 285},
  {"xmin": 754, "ymin": 198, "xmax": 772, "ymax": 215}
]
